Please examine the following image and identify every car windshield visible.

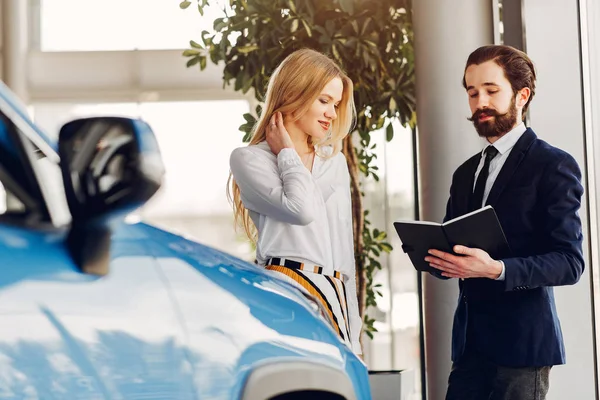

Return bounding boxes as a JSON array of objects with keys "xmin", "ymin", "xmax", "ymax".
[
  {"xmin": 0, "ymin": 81, "xmax": 56, "ymax": 155},
  {"xmin": 0, "ymin": 110, "xmax": 51, "ymax": 224}
]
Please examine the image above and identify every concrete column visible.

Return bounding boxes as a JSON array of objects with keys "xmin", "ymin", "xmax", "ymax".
[
  {"xmin": 1, "ymin": 0, "xmax": 29, "ymax": 211},
  {"xmin": 2, "ymin": 0, "xmax": 29, "ymax": 101},
  {"xmin": 412, "ymin": 1, "xmax": 495, "ymax": 399}
]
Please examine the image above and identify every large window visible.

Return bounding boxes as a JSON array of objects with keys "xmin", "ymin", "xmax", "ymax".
[
  {"xmin": 32, "ymin": 99, "xmax": 252, "ymax": 258},
  {"xmin": 37, "ymin": 0, "xmax": 228, "ymax": 51},
  {"xmin": 361, "ymin": 122, "xmax": 421, "ymax": 396}
]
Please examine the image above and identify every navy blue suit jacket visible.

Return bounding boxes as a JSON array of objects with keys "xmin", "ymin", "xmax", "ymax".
[{"xmin": 440, "ymin": 128, "xmax": 584, "ymax": 368}]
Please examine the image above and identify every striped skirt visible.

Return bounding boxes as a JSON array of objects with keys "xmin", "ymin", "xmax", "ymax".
[{"xmin": 265, "ymin": 257, "xmax": 352, "ymax": 348}]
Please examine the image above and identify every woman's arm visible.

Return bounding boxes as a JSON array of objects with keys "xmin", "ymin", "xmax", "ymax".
[{"xmin": 230, "ymin": 146, "xmax": 316, "ymax": 225}]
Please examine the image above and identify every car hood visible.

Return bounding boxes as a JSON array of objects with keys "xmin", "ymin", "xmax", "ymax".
[{"xmin": 117, "ymin": 221, "xmax": 369, "ymax": 399}]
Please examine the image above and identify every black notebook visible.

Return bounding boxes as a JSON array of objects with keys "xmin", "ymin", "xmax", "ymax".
[{"xmin": 393, "ymin": 206, "xmax": 511, "ymax": 273}]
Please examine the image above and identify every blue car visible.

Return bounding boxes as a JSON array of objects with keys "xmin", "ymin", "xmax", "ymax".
[{"xmin": 0, "ymin": 82, "xmax": 370, "ymax": 399}]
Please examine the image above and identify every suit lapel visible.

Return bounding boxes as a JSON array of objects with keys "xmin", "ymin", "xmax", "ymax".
[{"xmin": 486, "ymin": 129, "xmax": 537, "ymax": 207}]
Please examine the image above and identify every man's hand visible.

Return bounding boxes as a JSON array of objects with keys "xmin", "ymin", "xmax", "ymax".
[
  {"xmin": 425, "ymin": 245, "xmax": 503, "ymax": 279},
  {"xmin": 266, "ymin": 111, "xmax": 294, "ymax": 155}
]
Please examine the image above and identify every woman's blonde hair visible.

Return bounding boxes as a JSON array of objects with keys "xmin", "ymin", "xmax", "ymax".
[{"xmin": 228, "ymin": 48, "xmax": 356, "ymax": 242}]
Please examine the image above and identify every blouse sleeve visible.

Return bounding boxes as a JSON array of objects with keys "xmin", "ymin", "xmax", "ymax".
[{"xmin": 229, "ymin": 147, "xmax": 316, "ymax": 225}]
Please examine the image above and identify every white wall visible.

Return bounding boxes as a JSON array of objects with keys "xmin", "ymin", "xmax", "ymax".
[{"xmin": 523, "ymin": 0, "xmax": 596, "ymax": 398}]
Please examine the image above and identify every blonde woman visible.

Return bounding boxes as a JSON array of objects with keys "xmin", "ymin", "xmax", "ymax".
[{"xmin": 228, "ymin": 49, "xmax": 361, "ymax": 355}]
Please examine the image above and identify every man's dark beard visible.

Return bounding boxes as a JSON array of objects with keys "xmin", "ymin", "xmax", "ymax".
[{"xmin": 467, "ymin": 98, "xmax": 518, "ymax": 138}]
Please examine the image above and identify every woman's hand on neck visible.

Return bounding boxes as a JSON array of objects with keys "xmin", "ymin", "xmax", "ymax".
[{"xmin": 265, "ymin": 112, "xmax": 295, "ymax": 155}]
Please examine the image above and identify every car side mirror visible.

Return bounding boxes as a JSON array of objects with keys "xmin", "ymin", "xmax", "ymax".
[{"xmin": 58, "ymin": 117, "xmax": 165, "ymax": 275}]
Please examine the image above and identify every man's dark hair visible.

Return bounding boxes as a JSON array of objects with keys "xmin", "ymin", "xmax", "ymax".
[{"xmin": 462, "ymin": 45, "xmax": 537, "ymax": 118}]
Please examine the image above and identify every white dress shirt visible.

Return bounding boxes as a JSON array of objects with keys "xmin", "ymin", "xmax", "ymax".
[
  {"xmin": 473, "ymin": 122, "xmax": 527, "ymax": 280},
  {"xmin": 230, "ymin": 141, "xmax": 362, "ymax": 353}
]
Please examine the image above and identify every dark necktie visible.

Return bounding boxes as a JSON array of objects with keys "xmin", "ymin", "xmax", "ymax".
[{"xmin": 471, "ymin": 145, "xmax": 499, "ymax": 211}]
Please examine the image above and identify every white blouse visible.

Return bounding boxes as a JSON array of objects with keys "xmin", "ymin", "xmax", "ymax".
[{"xmin": 229, "ymin": 141, "xmax": 362, "ymax": 353}]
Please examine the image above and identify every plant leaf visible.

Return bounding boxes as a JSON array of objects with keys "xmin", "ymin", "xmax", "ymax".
[
  {"xmin": 213, "ymin": 18, "xmax": 228, "ymax": 31},
  {"xmin": 238, "ymin": 45, "xmax": 259, "ymax": 54},
  {"xmin": 179, "ymin": 1, "xmax": 192, "ymax": 9},
  {"xmin": 186, "ymin": 57, "xmax": 200, "ymax": 67},
  {"xmin": 182, "ymin": 49, "xmax": 200, "ymax": 56},
  {"xmin": 380, "ymin": 243, "xmax": 393, "ymax": 253},
  {"xmin": 190, "ymin": 40, "xmax": 203, "ymax": 49},
  {"xmin": 290, "ymin": 19, "xmax": 299, "ymax": 33},
  {"xmin": 386, "ymin": 122, "xmax": 394, "ymax": 141},
  {"xmin": 389, "ymin": 96, "xmax": 398, "ymax": 112},
  {"xmin": 288, "ymin": 0, "xmax": 297, "ymax": 13},
  {"xmin": 300, "ymin": 19, "xmax": 312, "ymax": 37}
]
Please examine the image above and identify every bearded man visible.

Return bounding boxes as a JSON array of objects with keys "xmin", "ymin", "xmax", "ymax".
[{"xmin": 424, "ymin": 45, "xmax": 585, "ymax": 400}]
